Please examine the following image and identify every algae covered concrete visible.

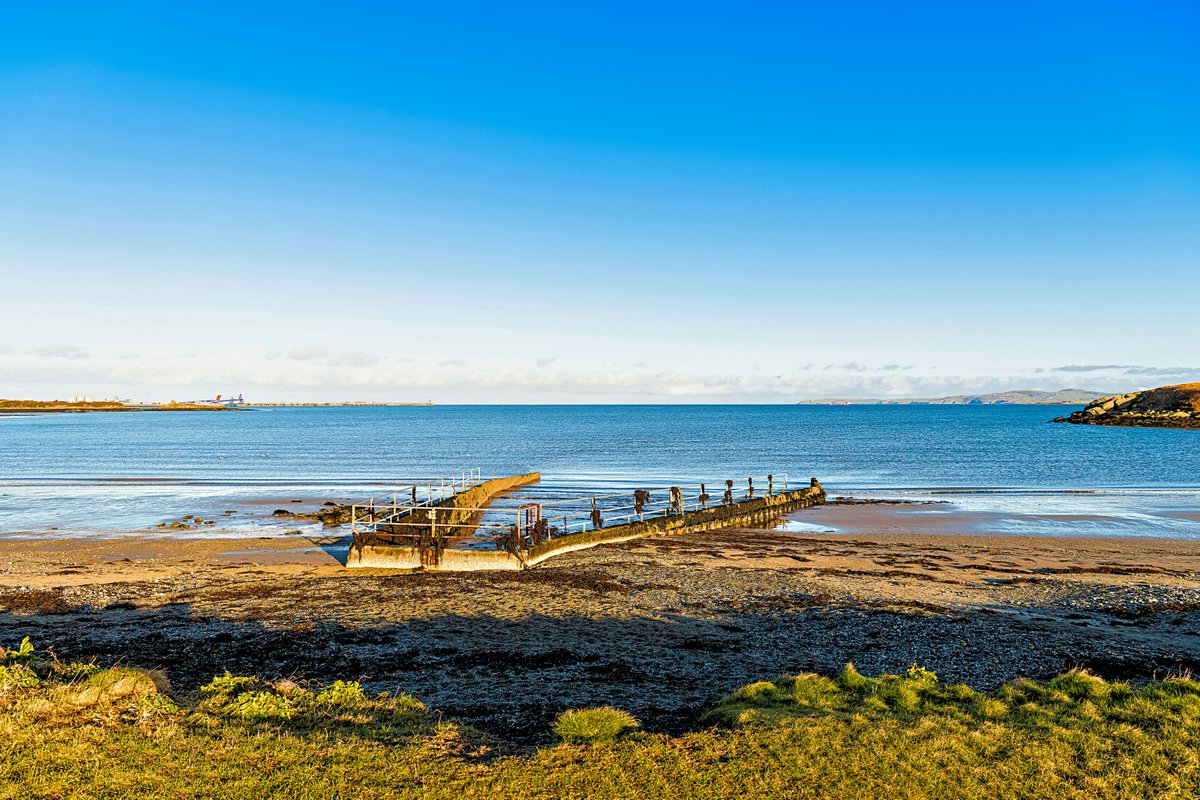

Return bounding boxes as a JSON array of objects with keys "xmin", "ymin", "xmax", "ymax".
[{"xmin": 524, "ymin": 480, "xmax": 827, "ymax": 567}]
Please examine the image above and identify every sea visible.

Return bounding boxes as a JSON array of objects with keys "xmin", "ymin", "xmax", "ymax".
[{"xmin": 1, "ymin": 405, "xmax": 1197, "ymax": 539}]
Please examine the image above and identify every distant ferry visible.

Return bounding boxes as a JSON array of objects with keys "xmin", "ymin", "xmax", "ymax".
[{"xmin": 193, "ymin": 393, "xmax": 245, "ymax": 408}]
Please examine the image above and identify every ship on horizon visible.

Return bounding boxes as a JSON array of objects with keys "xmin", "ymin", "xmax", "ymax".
[{"xmin": 191, "ymin": 393, "xmax": 245, "ymax": 408}]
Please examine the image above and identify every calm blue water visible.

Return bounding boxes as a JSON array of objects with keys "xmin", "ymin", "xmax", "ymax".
[{"xmin": 1, "ymin": 405, "xmax": 1197, "ymax": 538}]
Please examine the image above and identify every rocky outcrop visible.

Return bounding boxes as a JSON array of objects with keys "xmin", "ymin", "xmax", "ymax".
[
  {"xmin": 273, "ymin": 503, "xmax": 355, "ymax": 526},
  {"xmin": 1054, "ymin": 383, "xmax": 1200, "ymax": 429}
]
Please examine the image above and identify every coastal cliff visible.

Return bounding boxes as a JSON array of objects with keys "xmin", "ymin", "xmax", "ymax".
[{"xmin": 1054, "ymin": 383, "xmax": 1200, "ymax": 429}]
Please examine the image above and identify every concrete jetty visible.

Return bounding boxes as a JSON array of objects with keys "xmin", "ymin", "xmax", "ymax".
[{"xmin": 346, "ymin": 472, "xmax": 826, "ymax": 571}]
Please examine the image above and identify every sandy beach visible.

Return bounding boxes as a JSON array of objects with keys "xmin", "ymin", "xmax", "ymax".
[{"xmin": 4, "ymin": 502, "xmax": 1199, "ymax": 743}]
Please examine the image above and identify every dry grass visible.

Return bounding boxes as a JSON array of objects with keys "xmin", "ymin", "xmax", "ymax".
[{"xmin": 1168, "ymin": 383, "xmax": 1200, "ymax": 412}]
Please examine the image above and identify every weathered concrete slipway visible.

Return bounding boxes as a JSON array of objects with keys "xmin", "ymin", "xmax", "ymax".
[
  {"xmin": 346, "ymin": 472, "xmax": 540, "ymax": 570},
  {"xmin": 378, "ymin": 472, "xmax": 541, "ymax": 533},
  {"xmin": 347, "ymin": 478, "xmax": 827, "ymax": 572}
]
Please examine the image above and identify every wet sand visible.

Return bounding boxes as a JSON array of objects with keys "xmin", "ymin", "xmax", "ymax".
[{"xmin": 3, "ymin": 504, "xmax": 1200, "ymax": 743}]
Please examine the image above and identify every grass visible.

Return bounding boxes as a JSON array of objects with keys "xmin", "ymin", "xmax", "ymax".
[
  {"xmin": 552, "ymin": 707, "xmax": 640, "ymax": 744},
  {"xmin": 4, "ymin": 640, "xmax": 1200, "ymax": 799}
]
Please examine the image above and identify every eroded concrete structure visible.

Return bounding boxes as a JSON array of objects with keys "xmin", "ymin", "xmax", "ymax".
[{"xmin": 347, "ymin": 473, "xmax": 826, "ymax": 571}]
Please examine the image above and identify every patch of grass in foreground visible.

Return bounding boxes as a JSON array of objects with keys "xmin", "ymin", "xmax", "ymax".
[
  {"xmin": 552, "ymin": 707, "xmax": 640, "ymax": 744},
  {"xmin": 3, "ymin": 640, "xmax": 1200, "ymax": 799}
]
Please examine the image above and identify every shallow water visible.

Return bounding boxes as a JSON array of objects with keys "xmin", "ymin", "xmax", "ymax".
[{"xmin": 1, "ymin": 405, "xmax": 1197, "ymax": 538}]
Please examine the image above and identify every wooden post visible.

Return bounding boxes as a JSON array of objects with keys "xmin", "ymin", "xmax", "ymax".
[
  {"xmin": 768, "ymin": 474, "xmax": 773, "ymax": 496},
  {"xmin": 748, "ymin": 477, "xmax": 754, "ymax": 500}
]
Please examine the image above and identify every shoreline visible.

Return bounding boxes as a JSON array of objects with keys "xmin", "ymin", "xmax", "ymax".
[
  {"xmin": 9, "ymin": 488, "xmax": 1200, "ymax": 542},
  {"xmin": 6, "ymin": 524, "xmax": 1200, "ymax": 585},
  {"xmin": 0, "ymin": 406, "xmax": 238, "ymax": 414},
  {"xmin": 4, "ymin": 504, "xmax": 1200, "ymax": 741},
  {"xmin": 246, "ymin": 402, "xmax": 434, "ymax": 407}
]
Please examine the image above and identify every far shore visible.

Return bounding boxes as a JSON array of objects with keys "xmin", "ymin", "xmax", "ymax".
[
  {"xmin": 246, "ymin": 402, "xmax": 434, "ymax": 407},
  {"xmin": 0, "ymin": 400, "xmax": 236, "ymax": 413},
  {"xmin": 0, "ymin": 401, "xmax": 440, "ymax": 413}
]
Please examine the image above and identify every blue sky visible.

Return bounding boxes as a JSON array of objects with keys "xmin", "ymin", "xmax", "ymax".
[{"xmin": 1, "ymin": 1, "xmax": 1197, "ymax": 402}]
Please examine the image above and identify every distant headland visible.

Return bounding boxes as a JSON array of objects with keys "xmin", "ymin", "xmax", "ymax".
[
  {"xmin": 246, "ymin": 402, "xmax": 434, "ymax": 407},
  {"xmin": 1054, "ymin": 383, "xmax": 1200, "ymax": 429},
  {"xmin": 797, "ymin": 389, "xmax": 1106, "ymax": 406},
  {"xmin": 0, "ymin": 399, "xmax": 236, "ymax": 413},
  {"xmin": 0, "ymin": 398, "xmax": 435, "ymax": 413}
]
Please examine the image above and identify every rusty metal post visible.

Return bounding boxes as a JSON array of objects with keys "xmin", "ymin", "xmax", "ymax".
[
  {"xmin": 590, "ymin": 497, "xmax": 603, "ymax": 530},
  {"xmin": 429, "ymin": 508, "xmax": 437, "ymax": 565},
  {"xmin": 669, "ymin": 486, "xmax": 684, "ymax": 517}
]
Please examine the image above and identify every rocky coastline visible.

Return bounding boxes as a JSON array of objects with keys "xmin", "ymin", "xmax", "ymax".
[{"xmin": 1054, "ymin": 383, "xmax": 1200, "ymax": 429}]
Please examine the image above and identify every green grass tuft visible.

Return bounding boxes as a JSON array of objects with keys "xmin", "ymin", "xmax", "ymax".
[
  {"xmin": 220, "ymin": 690, "xmax": 300, "ymax": 721},
  {"xmin": 836, "ymin": 662, "xmax": 870, "ymax": 691},
  {"xmin": 314, "ymin": 679, "xmax": 369, "ymax": 707},
  {"xmin": 552, "ymin": 707, "xmax": 640, "ymax": 744},
  {"xmin": 201, "ymin": 671, "xmax": 264, "ymax": 698},
  {"xmin": 1048, "ymin": 668, "xmax": 1111, "ymax": 701},
  {"xmin": 0, "ymin": 663, "xmax": 39, "ymax": 692},
  {"xmin": 2, "ymin": 636, "xmax": 39, "ymax": 668}
]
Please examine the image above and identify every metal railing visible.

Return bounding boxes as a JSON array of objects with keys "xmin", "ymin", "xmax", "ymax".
[{"xmin": 350, "ymin": 468, "xmax": 482, "ymax": 538}]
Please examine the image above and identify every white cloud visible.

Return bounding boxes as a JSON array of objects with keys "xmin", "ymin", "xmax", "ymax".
[
  {"xmin": 1050, "ymin": 364, "xmax": 1200, "ymax": 380},
  {"xmin": 27, "ymin": 344, "xmax": 90, "ymax": 359},
  {"xmin": 285, "ymin": 348, "xmax": 381, "ymax": 367},
  {"xmin": 0, "ymin": 348, "xmax": 1185, "ymax": 403}
]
